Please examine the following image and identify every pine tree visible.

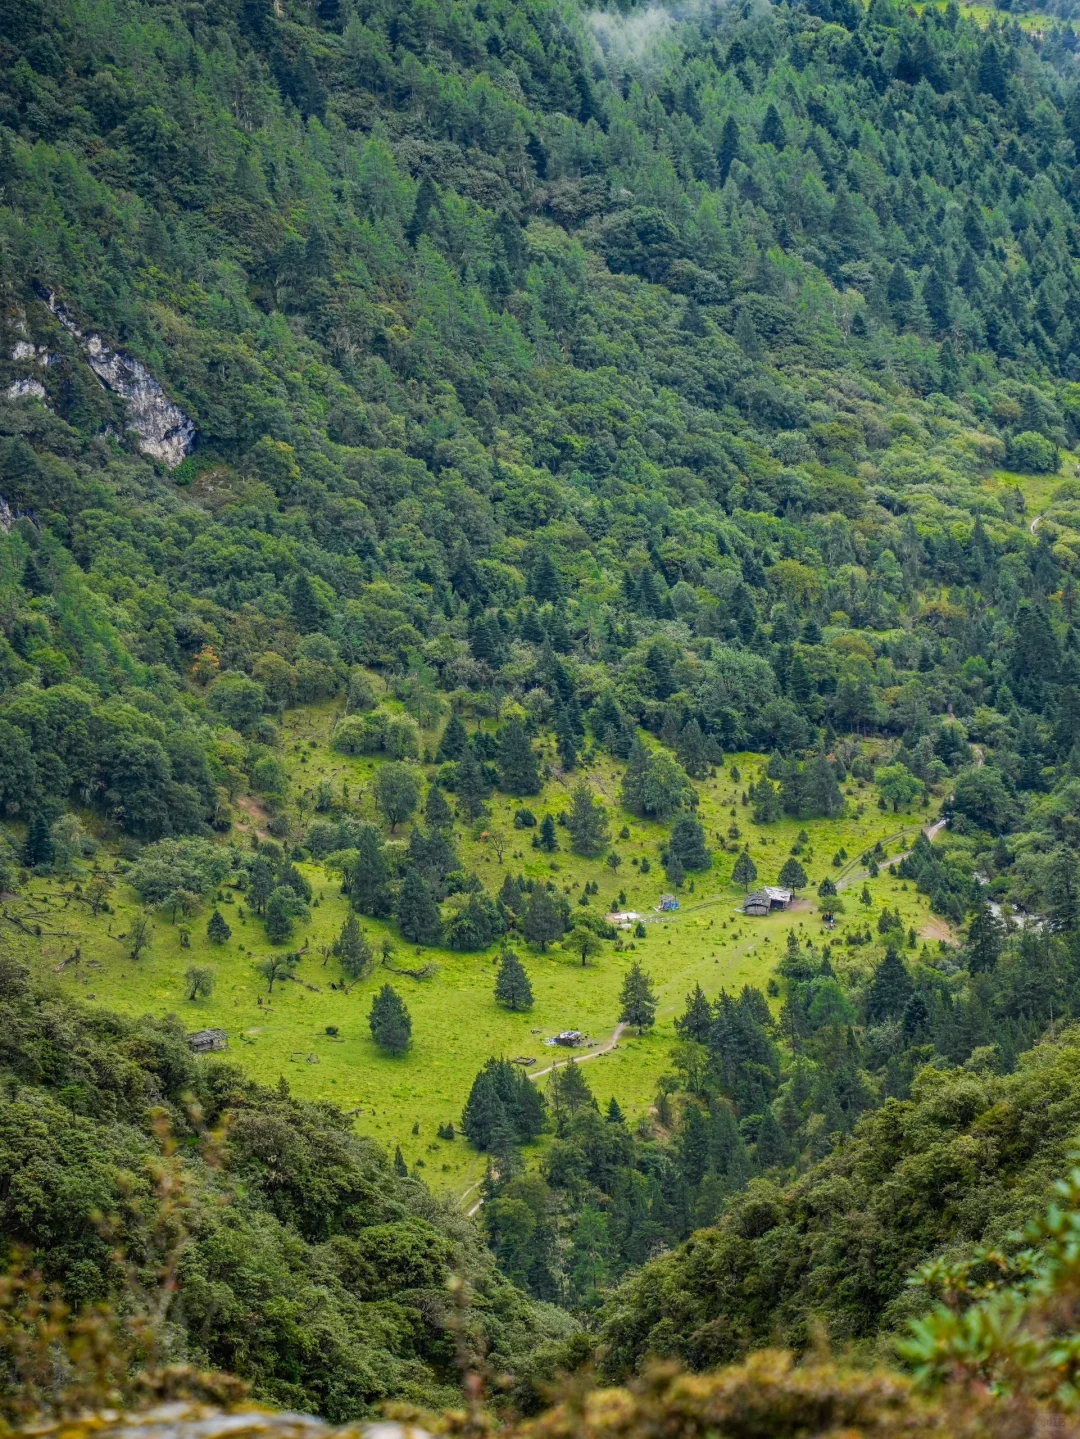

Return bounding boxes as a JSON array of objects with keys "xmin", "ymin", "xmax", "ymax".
[
  {"xmin": 498, "ymin": 718, "xmax": 541, "ymax": 795},
  {"xmin": 977, "ymin": 43, "xmax": 1007, "ymax": 103},
  {"xmin": 732, "ymin": 849, "xmax": 758, "ymax": 891},
  {"xmin": 760, "ymin": 102, "xmax": 786, "ymax": 147},
  {"xmin": 756, "ymin": 1107, "xmax": 789, "ymax": 1168},
  {"xmin": 669, "ymin": 814, "xmax": 711, "ymax": 871},
  {"xmin": 397, "ymin": 868, "xmax": 442, "ymax": 945},
  {"xmin": 555, "ymin": 706, "xmax": 578, "ymax": 770},
  {"xmin": 207, "ymin": 908, "xmax": 232, "ymax": 944},
  {"xmin": 619, "ymin": 961, "xmax": 657, "ymax": 1033},
  {"xmin": 291, "ymin": 571, "xmax": 322, "ymax": 632},
  {"xmin": 350, "ymin": 824, "xmax": 393, "ymax": 916},
  {"xmin": 530, "ymin": 552, "xmax": 562, "ymax": 602},
  {"xmin": 606, "ymin": 1097, "xmax": 624, "ymax": 1124},
  {"xmin": 425, "ymin": 783, "xmax": 453, "ymax": 829},
  {"xmin": 536, "ymin": 813, "xmax": 558, "ymax": 852},
  {"xmin": 438, "ymin": 712, "xmax": 468, "ymax": 761},
  {"xmin": 778, "ymin": 858, "xmax": 808, "ymax": 893},
  {"xmin": 523, "ymin": 884, "xmax": 565, "ymax": 950},
  {"xmin": 865, "ymin": 948, "xmax": 913, "ymax": 1024},
  {"xmin": 717, "ymin": 114, "xmax": 740, "ymax": 183},
  {"xmin": 370, "ymin": 984, "xmax": 412, "ymax": 1053},
  {"xmin": 455, "ymin": 746, "xmax": 491, "ymax": 819},
  {"xmin": 566, "ymin": 782, "xmax": 610, "ymax": 856},
  {"xmin": 1047, "ymin": 846, "xmax": 1080, "ymax": 934},
  {"xmin": 249, "ymin": 855, "xmax": 274, "ymax": 915},
  {"xmin": 494, "ymin": 947, "xmax": 534, "ymax": 1010},
  {"xmin": 923, "ymin": 266, "xmax": 952, "ymax": 335},
  {"xmin": 676, "ymin": 719, "xmax": 711, "ymax": 779},
  {"xmin": 676, "ymin": 982, "xmax": 714, "ymax": 1044},
  {"xmin": 966, "ymin": 896, "xmax": 1004, "ymax": 971},
  {"xmin": 405, "ymin": 174, "xmax": 438, "ymax": 246},
  {"xmin": 23, "ymin": 811, "xmax": 55, "ymax": 868},
  {"xmin": 393, "ymin": 1145, "xmax": 409, "ymax": 1176},
  {"xmin": 335, "ymin": 911, "xmax": 373, "ymax": 979}
]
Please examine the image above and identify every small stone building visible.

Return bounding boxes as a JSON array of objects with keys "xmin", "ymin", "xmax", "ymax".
[{"xmin": 186, "ymin": 1028, "xmax": 228, "ymax": 1053}]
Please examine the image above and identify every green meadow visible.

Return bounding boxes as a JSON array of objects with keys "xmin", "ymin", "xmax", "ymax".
[{"xmin": 9, "ymin": 706, "xmax": 947, "ymax": 1204}]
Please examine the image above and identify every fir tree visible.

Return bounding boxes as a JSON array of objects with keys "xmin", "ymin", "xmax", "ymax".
[
  {"xmin": 393, "ymin": 1145, "xmax": 409, "ymax": 1176},
  {"xmin": 405, "ymin": 174, "xmax": 438, "ymax": 246},
  {"xmin": 566, "ymin": 782, "xmax": 610, "ymax": 856},
  {"xmin": 717, "ymin": 114, "xmax": 740, "ymax": 183},
  {"xmin": 676, "ymin": 982, "xmax": 714, "ymax": 1044},
  {"xmin": 756, "ymin": 1106, "xmax": 789, "ymax": 1168},
  {"xmin": 438, "ymin": 712, "xmax": 468, "ymax": 761},
  {"xmin": 523, "ymin": 884, "xmax": 565, "ymax": 950},
  {"xmin": 536, "ymin": 813, "xmax": 558, "ymax": 851},
  {"xmin": 249, "ymin": 856, "xmax": 275, "ymax": 915},
  {"xmin": 207, "ymin": 908, "xmax": 232, "ymax": 944},
  {"xmin": 760, "ymin": 102, "xmax": 786, "ymax": 147},
  {"xmin": 23, "ymin": 811, "xmax": 55, "ymax": 869},
  {"xmin": 966, "ymin": 896, "xmax": 1005, "ymax": 972},
  {"xmin": 732, "ymin": 849, "xmax": 758, "ymax": 891},
  {"xmin": 669, "ymin": 814, "xmax": 711, "ymax": 871},
  {"xmin": 335, "ymin": 910, "xmax": 373, "ymax": 979},
  {"xmin": 498, "ymin": 718, "xmax": 541, "ymax": 795},
  {"xmin": 530, "ymin": 552, "xmax": 562, "ymax": 602},
  {"xmin": 494, "ymin": 947, "xmax": 533, "ymax": 1010},
  {"xmin": 619, "ymin": 961, "xmax": 657, "ymax": 1033},
  {"xmin": 676, "ymin": 718, "xmax": 711, "ymax": 779},
  {"xmin": 397, "ymin": 868, "xmax": 442, "ymax": 945},
  {"xmin": 455, "ymin": 747, "xmax": 491, "ymax": 820},
  {"xmin": 425, "ymin": 783, "xmax": 453, "ymax": 829},
  {"xmin": 370, "ymin": 984, "xmax": 412, "ymax": 1053},
  {"xmin": 778, "ymin": 858, "xmax": 808, "ymax": 893},
  {"xmin": 291, "ymin": 572, "xmax": 322, "ymax": 632},
  {"xmin": 865, "ymin": 948, "xmax": 913, "ymax": 1024}
]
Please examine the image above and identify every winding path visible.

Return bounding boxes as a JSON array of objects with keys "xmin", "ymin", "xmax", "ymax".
[{"xmin": 836, "ymin": 816, "xmax": 947, "ymax": 891}]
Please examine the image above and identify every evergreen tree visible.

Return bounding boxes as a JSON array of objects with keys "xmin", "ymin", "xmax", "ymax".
[
  {"xmin": 756, "ymin": 1107, "xmax": 789, "ymax": 1168},
  {"xmin": 717, "ymin": 114, "xmax": 740, "ymax": 183},
  {"xmin": 536, "ymin": 813, "xmax": 558, "ymax": 851},
  {"xmin": 23, "ymin": 811, "xmax": 55, "ymax": 868},
  {"xmin": 977, "ymin": 43, "xmax": 1007, "ymax": 103},
  {"xmin": 566, "ymin": 781, "xmax": 610, "ymax": 856},
  {"xmin": 523, "ymin": 885, "xmax": 565, "ymax": 950},
  {"xmin": 530, "ymin": 552, "xmax": 562, "ymax": 602},
  {"xmin": 494, "ymin": 947, "xmax": 533, "ymax": 1010},
  {"xmin": 350, "ymin": 824, "xmax": 393, "ymax": 916},
  {"xmin": 438, "ymin": 712, "xmax": 469, "ymax": 761},
  {"xmin": 778, "ymin": 858, "xmax": 808, "ymax": 893},
  {"xmin": 291, "ymin": 572, "xmax": 322, "ymax": 632},
  {"xmin": 370, "ymin": 984, "xmax": 412, "ymax": 1053},
  {"xmin": 669, "ymin": 814, "xmax": 711, "ymax": 871},
  {"xmin": 555, "ymin": 706, "xmax": 578, "ymax": 770},
  {"xmin": 619, "ymin": 961, "xmax": 658, "ymax": 1033},
  {"xmin": 454, "ymin": 746, "xmax": 491, "ymax": 820},
  {"xmin": 675, "ymin": 718, "xmax": 711, "ymax": 779},
  {"xmin": 760, "ymin": 102, "xmax": 786, "ymax": 147},
  {"xmin": 335, "ymin": 910, "xmax": 373, "ymax": 979},
  {"xmin": 207, "ymin": 908, "xmax": 232, "ymax": 944},
  {"xmin": 732, "ymin": 849, "xmax": 758, "ymax": 891},
  {"xmin": 498, "ymin": 718, "xmax": 541, "ymax": 795},
  {"xmin": 865, "ymin": 948, "xmax": 913, "ymax": 1024},
  {"xmin": 1047, "ymin": 847, "xmax": 1080, "ymax": 934},
  {"xmin": 424, "ymin": 783, "xmax": 453, "ymax": 830},
  {"xmin": 966, "ymin": 896, "xmax": 1005, "ymax": 972},
  {"xmin": 393, "ymin": 1145, "xmax": 408, "ymax": 1176},
  {"xmin": 405, "ymin": 174, "xmax": 438, "ymax": 246},
  {"xmin": 396, "ymin": 868, "xmax": 442, "ymax": 945},
  {"xmin": 249, "ymin": 855, "xmax": 275, "ymax": 915},
  {"xmin": 676, "ymin": 983, "xmax": 714, "ymax": 1044},
  {"xmin": 265, "ymin": 885, "xmax": 305, "ymax": 944}
]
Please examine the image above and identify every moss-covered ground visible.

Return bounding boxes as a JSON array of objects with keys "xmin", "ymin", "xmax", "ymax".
[{"xmin": 8, "ymin": 704, "xmax": 948, "ymax": 1204}]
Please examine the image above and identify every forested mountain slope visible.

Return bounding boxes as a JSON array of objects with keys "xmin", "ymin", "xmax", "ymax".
[{"xmin": 5, "ymin": 0, "xmax": 1080, "ymax": 1408}]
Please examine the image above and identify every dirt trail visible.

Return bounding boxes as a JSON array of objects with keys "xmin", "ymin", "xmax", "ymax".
[
  {"xmin": 528, "ymin": 1021, "xmax": 628, "ymax": 1080},
  {"xmin": 836, "ymin": 817, "xmax": 947, "ymax": 892}
]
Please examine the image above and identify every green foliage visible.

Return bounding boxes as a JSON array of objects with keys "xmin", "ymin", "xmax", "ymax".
[
  {"xmin": 619, "ymin": 962, "xmax": 657, "ymax": 1034},
  {"xmin": 494, "ymin": 948, "xmax": 534, "ymax": 1011},
  {"xmin": 0, "ymin": 961, "xmax": 560, "ymax": 1419},
  {"xmin": 368, "ymin": 984, "xmax": 412, "ymax": 1054}
]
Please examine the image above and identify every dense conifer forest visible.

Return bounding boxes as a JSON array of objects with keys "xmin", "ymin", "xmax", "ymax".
[{"xmin": 5, "ymin": 0, "xmax": 1080, "ymax": 1423}]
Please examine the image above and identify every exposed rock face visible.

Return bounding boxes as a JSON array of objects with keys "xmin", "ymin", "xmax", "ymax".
[
  {"xmin": 5, "ymin": 377, "xmax": 46, "ymax": 402},
  {"xmin": 45, "ymin": 293, "xmax": 196, "ymax": 467}
]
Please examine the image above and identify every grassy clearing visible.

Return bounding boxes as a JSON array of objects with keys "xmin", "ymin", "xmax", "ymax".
[{"xmin": 10, "ymin": 708, "xmax": 948, "ymax": 1204}]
